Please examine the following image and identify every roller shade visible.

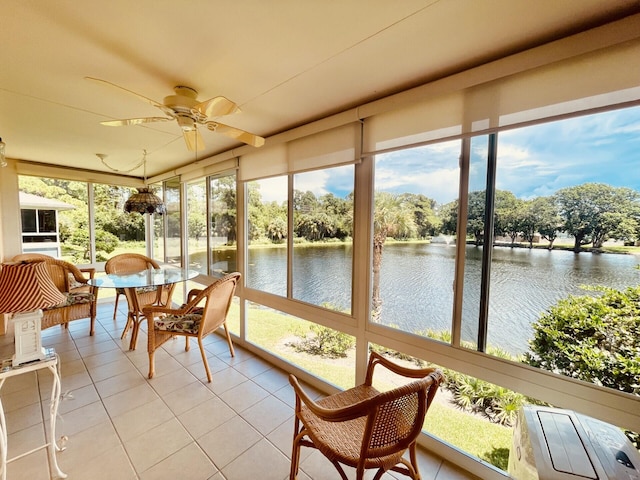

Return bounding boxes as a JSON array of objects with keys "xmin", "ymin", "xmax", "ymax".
[
  {"xmin": 239, "ymin": 123, "xmax": 360, "ymax": 181},
  {"xmin": 364, "ymin": 38, "xmax": 640, "ymax": 154}
]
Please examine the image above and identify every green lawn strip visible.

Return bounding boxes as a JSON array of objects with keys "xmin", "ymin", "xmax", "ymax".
[{"xmin": 424, "ymin": 403, "xmax": 511, "ymax": 468}]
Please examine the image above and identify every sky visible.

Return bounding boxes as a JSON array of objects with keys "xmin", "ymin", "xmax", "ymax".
[{"xmin": 257, "ymin": 105, "xmax": 640, "ymax": 205}]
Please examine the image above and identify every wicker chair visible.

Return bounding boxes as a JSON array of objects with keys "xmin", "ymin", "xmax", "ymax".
[
  {"xmin": 105, "ymin": 253, "xmax": 173, "ymax": 349},
  {"xmin": 11, "ymin": 255, "xmax": 98, "ymax": 336},
  {"xmin": 143, "ymin": 272, "xmax": 240, "ymax": 382},
  {"xmin": 288, "ymin": 351, "xmax": 443, "ymax": 480}
]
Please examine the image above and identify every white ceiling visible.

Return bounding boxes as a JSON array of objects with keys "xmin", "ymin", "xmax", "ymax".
[{"xmin": 2, "ymin": 0, "xmax": 639, "ymax": 179}]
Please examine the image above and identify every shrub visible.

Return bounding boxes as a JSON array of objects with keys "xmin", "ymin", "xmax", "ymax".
[
  {"xmin": 291, "ymin": 324, "xmax": 354, "ymax": 358},
  {"xmin": 524, "ymin": 285, "xmax": 640, "ymax": 395}
]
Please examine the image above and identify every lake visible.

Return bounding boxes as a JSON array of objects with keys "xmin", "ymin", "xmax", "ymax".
[{"xmin": 245, "ymin": 243, "xmax": 640, "ymax": 355}]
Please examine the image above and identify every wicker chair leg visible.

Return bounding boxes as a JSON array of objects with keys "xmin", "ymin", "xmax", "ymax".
[
  {"xmin": 223, "ymin": 321, "xmax": 235, "ymax": 357},
  {"xmin": 408, "ymin": 442, "xmax": 421, "ymax": 480},
  {"xmin": 289, "ymin": 429, "xmax": 305, "ymax": 480},
  {"xmin": 198, "ymin": 337, "xmax": 212, "ymax": 383},
  {"xmin": 148, "ymin": 351, "xmax": 155, "ymax": 379},
  {"xmin": 112, "ymin": 293, "xmax": 120, "ymax": 321},
  {"xmin": 121, "ymin": 314, "xmax": 133, "ymax": 339},
  {"xmin": 185, "ymin": 337, "xmax": 190, "ymax": 351}
]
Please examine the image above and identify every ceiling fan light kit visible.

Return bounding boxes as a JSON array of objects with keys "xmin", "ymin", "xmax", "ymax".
[{"xmin": 86, "ymin": 77, "xmax": 264, "ymax": 151}]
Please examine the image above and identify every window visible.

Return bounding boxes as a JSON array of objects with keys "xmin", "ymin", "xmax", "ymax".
[
  {"xmin": 372, "ymin": 141, "xmax": 460, "ymax": 339},
  {"xmin": 460, "ymin": 108, "xmax": 640, "ymax": 407},
  {"xmin": 164, "ymin": 177, "xmax": 182, "ymax": 266},
  {"xmin": 292, "ymin": 165, "xmax": 354, "ymax": 313},
  {"xmin": 209, "ymin": 174, "xmax": 237, "ymax": 276},
  {"xmin": 246, "ymin": 176, "xmax": 288, "ymax": 296},
  {"xmin": 186, "ymin": 180, "xmax": 207, "ymax": 273}
]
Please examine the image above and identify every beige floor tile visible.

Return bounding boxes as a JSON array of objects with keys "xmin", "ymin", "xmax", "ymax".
[
  {"xmin": 56, "ymin": 383, "xmax": 100, "ymax": 414},
  {"xmin": 112, "ymin": 397, "xmax": 175, "ymax": 441},
  {"xmin": 77, "ymin": 337, "xmax": 121, "ymax": 358},
  {"xmin": 218, "ymin": 379, "xmax": 269, "ymax": 413},
  {"xmin": 139, "ymin": 442, "xmax": 218, "ymax": 480},
  {"xmin": 124, "ymin": 417, "xmax": 193, "ymax": 473},
  {"xmin": 65, "ymin": 444, "xmax": 138, "ymax": 479},
  {"xmin": 231, "ymin": 356, "xmax": 273, "ymax": 379},
  {"xmin": 57, "ymin": 420, "xmax": 122, "ymax": 469},
  {"xmin": 58, "ymin": 399, "xmax": 111, "ymax": 437},
  {"xmin": 206, "ymin": 368, "xmax": 249, "ymax": 395},
  {"xmin": 436, "ymin": 461, "xmax": 483, "ymax": 480},
  {"xmin": 5, "ymin": 448, "xmax": 50, "ymax": 480},
  {"xmin": 148, "ymin": 365, "xmax": 198, "ymax": 396},
  {"xmin": 163, "ymin": 379, "xmax": 215, "ymax": 416},
  {"xmin": 94, "ymin": 367, "xmax": 147, "ymax": 398},
  {"xmin": 102, "ymin": 382, "xmax": 159, "ymax": 417},
  {"xmin": 252, "ymin": 366, "xmax": 291, "ymax": 393},
  {"xmin": 6, "ymin": 401, "xmax": 43, "ymax": 434},
  {"xmin": 197, "ymin": 415, "xmax": 261, "ymax": 468},
  {"xmin": 87, "ymin": 354, "xmax": 138, "ymax": 382},
  {"xmin": 240, "ymin": 395, "xmax": 293, "ymax": 435},
  {"xmin": 1, "ymin": 381, "xmax": 40, "ymax": 412},
  {"xmin": 178, "ymin": 396, "xmax": 236, "ymax": 439},
  {"xmin": 222, "ymin": 438, "xmax": 290, "ymax": 480},
  {"xmin": 7, "ymin": 422, "xmax": 45, "ymax": 459}
]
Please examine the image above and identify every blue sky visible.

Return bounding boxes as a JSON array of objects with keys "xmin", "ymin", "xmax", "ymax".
[{"xmin": 258, "ymin": 106, "xmax": 640, "ymax": 204}]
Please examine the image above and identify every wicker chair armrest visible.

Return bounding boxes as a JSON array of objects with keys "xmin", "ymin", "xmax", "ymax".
[
  {"xmin": 79, "ymin": 267, "xmax": 95, "ymax": 279},
  {"xmin": 186, "ymin": 288, "xmax": 203, "ymax": 303},
  {"xmin": 289, "ymin": 374, "xmax": 373, "ymax": 422},
  {"xmin": 365, "ymin": 351, "xmax": 438, "ymax": 385}
]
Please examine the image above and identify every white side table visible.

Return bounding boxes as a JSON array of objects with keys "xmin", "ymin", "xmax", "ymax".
[{"xmin": 0, "ymin": 348, "xmax": 67, "ymax": 479}]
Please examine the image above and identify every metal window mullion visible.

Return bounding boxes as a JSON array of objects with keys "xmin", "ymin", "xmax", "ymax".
[
  {"xmin": 477, "ymin": 133, "xmax": 498, "ymax": 352},
  {"xmin": 87, "ymin": 182, "xmax": 96, "ymax": 263}
]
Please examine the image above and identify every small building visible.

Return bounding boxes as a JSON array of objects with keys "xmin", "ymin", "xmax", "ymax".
[{"xmin": 19, "ymin": 192, "xmax": 75, "ymax": 258}]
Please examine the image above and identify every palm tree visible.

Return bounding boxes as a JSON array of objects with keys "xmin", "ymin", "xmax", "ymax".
[{"xmin": 372, "ymin": 192, "xmax": 417, "ymax": 320}]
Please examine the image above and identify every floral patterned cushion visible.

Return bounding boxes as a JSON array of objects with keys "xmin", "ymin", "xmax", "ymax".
[
  {"xmin": 136, "ymin": 286, "xmax": 158, "ymax": 294},
  {"xmin": 46, "ymin": 292, "xmax": 95, "ymax": 310},
  {"xmin": 68, "ymin": 273, "xmax": 84, "ymax": 290},
  {"xmin": 154, "ymin": 313, "xmax": 202, "ymax": 334}
]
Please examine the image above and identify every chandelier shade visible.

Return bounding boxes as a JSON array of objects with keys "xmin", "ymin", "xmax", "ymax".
[
  {"xmin": 0, "ymin": 261, "xmax": 66, "ymax": 313},
  {"xmin": 124, "ymin": 188, "xmax": 166, "ymax": 215}
]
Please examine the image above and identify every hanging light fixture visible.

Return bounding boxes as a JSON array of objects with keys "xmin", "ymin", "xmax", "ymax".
[{"xmin": 123, "ymin": 150, "xmax": 166, "ymax": 215}]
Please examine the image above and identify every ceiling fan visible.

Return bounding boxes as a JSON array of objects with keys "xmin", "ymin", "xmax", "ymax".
[{"xmin": 86, "ymin": 77, "xmax": 265, "ymax": 150}]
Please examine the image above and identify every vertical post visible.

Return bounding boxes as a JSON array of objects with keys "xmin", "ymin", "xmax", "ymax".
[{"xmin": 477, "ymin": 133, "xmax": 498, "ymax": 352}]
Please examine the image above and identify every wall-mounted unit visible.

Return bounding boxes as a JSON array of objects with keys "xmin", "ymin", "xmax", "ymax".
[{"xmin": 509, "ymin": 406, "xmax": 640, "ymax": 480}]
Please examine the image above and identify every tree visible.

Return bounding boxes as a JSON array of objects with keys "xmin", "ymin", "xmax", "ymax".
[
  {"xmin": 556, "ymin": 183, "xmax": 640, "ymax": 252},
  {"xmin": 520, "ymin": 196, "xmax": 561, "ymax": 248},
  {"xmin": 372, "ymin": 192, "xmax": 417, "ymax": 318},
  {"xmin": 466, "ymin": 191, "xmax": 486, "ymax": 245},
  {"xmin": 494, "ymin": 191, "xmax": 522, "ymax": 245},
  {"xmin": 524, "ymin": 285, "xmax": 640, "ymax": 395}
]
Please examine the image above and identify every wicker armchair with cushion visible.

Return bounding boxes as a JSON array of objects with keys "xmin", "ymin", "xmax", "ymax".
[
  {"xmin": 288, "ymin": 351, "xmax": 443, "ymax": 480},
  {"xmin": 11, "ymin": 256, "xmax": 98, "ymax": 336},
  {"xmin": 105, "ymin": 253, "xmax": 173, "ymax": 349},
  {"xmin": 143, "ymin": 272, "xmax": 240, "ymax": 382}
]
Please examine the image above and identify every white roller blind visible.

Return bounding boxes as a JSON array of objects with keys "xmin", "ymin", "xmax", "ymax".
[
  {"xmin": 288, "ymin": 122, "xmax": 360, "ymax": 173},
  {"xmin": 238, "ymin": 144, "xmax": 287, "ymax": 181},
  {"xmin": 364, "ymin": 38, "xmax": 640, "ymax": 154},
  {"xmin": 239, "ymin": 123, "xmax": 360, "ymax": 181}
]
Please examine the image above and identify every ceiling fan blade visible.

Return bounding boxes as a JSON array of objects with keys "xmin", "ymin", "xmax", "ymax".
[
  {"xmin": 101, "ymin": 117, "xmax": 173, "ymax": 127},
  {"xmin": 207, "ymin": 122, "xmax": 265, "ymax": 147},
  {"xmin": 194, "ymin": 96, "xmax": 240, "ymax": 118},
  {"xmin": 183, "ymin": 129, "xmax": 206, "ymax": 151}
]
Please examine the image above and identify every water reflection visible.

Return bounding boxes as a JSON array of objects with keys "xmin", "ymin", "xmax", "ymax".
[{"xmin": 245, "ymin": 244, "xmax": 639, "ymax": 355}]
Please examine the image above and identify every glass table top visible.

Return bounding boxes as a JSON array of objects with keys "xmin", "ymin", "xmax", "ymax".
[{"xmin": 88, "ymin": 268, "xmax": 198, "ymax": 289}]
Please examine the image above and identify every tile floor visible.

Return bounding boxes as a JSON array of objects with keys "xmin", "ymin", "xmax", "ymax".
[{"xmin": 0, "ymin": 301, "xmax": 480, "ymax": 480}]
